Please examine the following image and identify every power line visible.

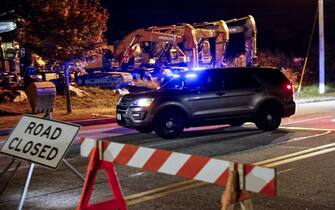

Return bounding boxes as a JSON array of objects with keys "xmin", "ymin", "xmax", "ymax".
[{"xmin": 297, "ymin": 7, "xmax": 318, "ymax": 93}]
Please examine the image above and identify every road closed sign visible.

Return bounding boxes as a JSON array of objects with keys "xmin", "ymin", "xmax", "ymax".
[{"xmin": 0, "ymin": 115, "xmax": 80, "ymax": 169}]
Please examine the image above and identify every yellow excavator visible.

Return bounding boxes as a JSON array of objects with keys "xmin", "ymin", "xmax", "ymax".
[{"xmin": 111, "ymin": 15, "xmax": 257, "ymax": 71}]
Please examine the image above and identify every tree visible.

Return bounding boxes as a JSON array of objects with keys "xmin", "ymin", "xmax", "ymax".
[
  {"xmin": 14, "ymin": 0, "xmax": 109, "ymax": 113},
  {"xmin": 16, "ymin": 0, "xmax": 109, "ymax": 66}
]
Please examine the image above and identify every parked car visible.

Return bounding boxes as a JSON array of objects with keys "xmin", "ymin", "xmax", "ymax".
[
  {"xmin": 74, "ymin": 71, "xmax": 133, "ymax": 89},
  {"xmin": 116, "ymin": 67, "xmax": 296, "ymax": 139}
]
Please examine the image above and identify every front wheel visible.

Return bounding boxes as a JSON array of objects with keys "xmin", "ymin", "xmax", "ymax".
[
  {"xmin": 255, "ymin": 106, "xmax": 281, "ymax": 131},
  {"xmin": 154, "ymin": 110, "xmax": 185, "ymax": 139}
]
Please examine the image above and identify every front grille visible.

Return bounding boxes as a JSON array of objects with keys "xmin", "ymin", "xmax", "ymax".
[{"xmin": 119, "ymin": 98, "xmax": 133, "ymax": 108}]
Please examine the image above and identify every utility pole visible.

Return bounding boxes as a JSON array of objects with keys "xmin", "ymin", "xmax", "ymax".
[
  {"xmin": 65, "ymin": 63, "xmax": 72, "ymax": 113},
  {"xmin": 318, "ymin": 0, "xmax": 325, "ymax": 94}
]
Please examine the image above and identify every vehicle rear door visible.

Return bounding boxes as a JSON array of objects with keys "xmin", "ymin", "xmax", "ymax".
[{"xmin": 224, "ymin": 69, "xmax": 262, "ymax": 115}]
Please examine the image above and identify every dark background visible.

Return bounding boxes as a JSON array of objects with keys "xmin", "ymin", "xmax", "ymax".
[
  {"xmin": 102, "ymin": 0, "xmax": 335, "ymax": 55},
  {"xmin": 1, "ymin": 0, "xmax": 334, "ymax": 55}
]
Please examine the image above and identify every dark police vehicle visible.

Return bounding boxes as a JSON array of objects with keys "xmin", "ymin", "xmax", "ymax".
[{"xmin": 116, "ymin": 67, "xmax": 296, "ymax": 139}]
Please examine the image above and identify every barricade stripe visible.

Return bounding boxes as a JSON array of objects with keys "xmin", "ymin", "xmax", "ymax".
[
  {"xmin": 260, "ymin": 178, "xmax": 276, "ymax": 196},
  {"xmin": 245, "ymin": 166, "xmax": 274, "ymax": 193},
  {"xmin": 195, "ymin": 159, "xmax": 230, "ymax": 183},
  {"xmin": 176, "ymin": 156, "xmax": 210, "ymax": 179},
  {"xmin": 104, "ymin": 142, "xmax": 125, "ymax": 162},
  {"xmin": 143, "ymin": 150, "xmax": 172, "ymax": 171},
  {"xmin": 158, "ymin": 153, "xmax": 191, "ymax": 175},
  {"xmin": 127, "ymin": 147, "xmax": 155, "ymax": 168},
  {"xmin": 214, "ymin": 169, "xmax": 230, "ymax": 185},
  {"xmin": 244, "ymin": 164, "xmax": 255, "ymax": 176},
  {"xmin": 115, "ymin": 144, "xmax": 139, "ymax": 165},
  {"xmin": 80, "ymin": 138, "xmax": 96, "ymax": 157},
  {"xmin": 80, "ymin": 138, "xmax": 276, "ymax": 195}
]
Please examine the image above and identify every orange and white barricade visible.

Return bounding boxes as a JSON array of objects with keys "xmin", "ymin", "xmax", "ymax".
[{"xmin": 78, "ymin": 138, "xmax": 277, "ymax": 210}]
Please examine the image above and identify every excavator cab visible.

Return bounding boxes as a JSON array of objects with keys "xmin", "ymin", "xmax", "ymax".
[
  {"xmin": 199, "ymin": 40, "xmax": 212, "ymax": 66},
  {"xmin": 169, "ymin": 46, "xmax": 186, "ymax": 66}
]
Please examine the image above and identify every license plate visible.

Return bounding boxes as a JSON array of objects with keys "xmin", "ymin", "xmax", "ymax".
[{"xmin": 116, "ymin": 113, "xmax": 122, "ymax": 120}]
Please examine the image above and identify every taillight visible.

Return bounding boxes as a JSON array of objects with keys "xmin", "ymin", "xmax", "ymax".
[{"xmin": 284, "ymin": 83, "xmax": 294, "ymax": 94}]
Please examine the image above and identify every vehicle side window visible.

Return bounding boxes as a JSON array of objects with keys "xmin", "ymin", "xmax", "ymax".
[
  {"xmin": 202, "ymin": 72, "xmax": 225, "ymax": 91},
  {"xmin": 253, "ymin": 70, "xmax": 289, "ymax": 87},
  {"xmin": 225, "ymin": 71, "xmax": 260, "ymax": 90}
]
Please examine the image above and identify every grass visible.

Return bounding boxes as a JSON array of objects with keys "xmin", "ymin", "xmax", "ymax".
[
  {"xmin": 295, "ymin": 85, "xmax": 335, "ymax": 98},
  {"xmin": 0, "ymin": 87, "xmax": 121, "ymax": 128}
]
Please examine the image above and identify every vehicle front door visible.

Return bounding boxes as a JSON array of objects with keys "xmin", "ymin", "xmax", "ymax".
[{"xmin": 188, "ymin": 71, "xmax": 229, "ymax": 123}]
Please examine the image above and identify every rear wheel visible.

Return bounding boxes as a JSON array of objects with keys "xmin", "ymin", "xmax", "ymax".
[
  {"xmin": 154, "ymin": 110, "xmax": 185, "ymax": 139},
  {"xmin": 255, "ymin": 106, "xmax": 281, "ymax": 131}
]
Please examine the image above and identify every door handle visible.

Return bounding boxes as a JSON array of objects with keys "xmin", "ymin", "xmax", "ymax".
[{"xmin": 216, "ymin": 92, "xmax": 226, "ymax": 96}]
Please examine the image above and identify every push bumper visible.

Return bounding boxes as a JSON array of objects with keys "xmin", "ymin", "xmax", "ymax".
[{"xmin": 116, "ymin": 106, "xmax": 153, "ymax": 128}]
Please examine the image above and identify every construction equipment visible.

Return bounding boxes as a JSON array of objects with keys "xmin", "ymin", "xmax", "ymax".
[
  {"xmin": 111, "ymin": 15, "xmax": 257, "ymax": 73},
  {"xmin": 148, "ymin": 20, "xmax": 230, "ymax": 68},
  {"xmin": 225, "ymin": 15, "xmax": 257, "ymax": 66},
  {"xmin": 113, "ymin": 28, "xmax": 198, "ymax": 69}
]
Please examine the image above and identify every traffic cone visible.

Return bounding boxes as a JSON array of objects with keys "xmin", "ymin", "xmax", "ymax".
[
  {"xmin": 77, "ymin": 141, "xmax": 127, "ymax": 210},
  {"xmin": 221, "ymin": 164, "xmax": 253, "ymax": 210}
]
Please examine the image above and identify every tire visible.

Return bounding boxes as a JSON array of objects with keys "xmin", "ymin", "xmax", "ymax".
[
  {"xmin": 135, "ymin": 126, "xmax": 154, "ymax": 133},
  {"xmin": 229, "ymin": 121, "xmax": 244, "ymax": 127},
  {"xmin": 255, "ymin": 106, "xmax": 281, "ymax": 131},
  {"xmin": 154, "ymin": 110, "xmax": 185, "ymax": 139}
]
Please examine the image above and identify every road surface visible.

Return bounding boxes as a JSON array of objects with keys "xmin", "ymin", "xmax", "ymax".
[{"xmin": 0, "ymin": 100, "xmax": 334, "ymax": 210}]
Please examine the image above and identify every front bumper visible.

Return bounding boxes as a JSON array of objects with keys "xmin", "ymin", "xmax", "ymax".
[{"xmin": 116, "ymin": 106, "xmax": 153, "ymax": 128}]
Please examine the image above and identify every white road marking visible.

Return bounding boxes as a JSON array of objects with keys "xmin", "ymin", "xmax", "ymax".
[
  {"xmin": 282, "ymin": 115, "xmax": 334, "ymax": 125},
  {"xmin": 129, "ymin": 172, "xmax": 145, "ymax": 177}
]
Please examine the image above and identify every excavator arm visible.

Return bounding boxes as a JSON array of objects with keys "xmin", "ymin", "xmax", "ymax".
[
  {"xmin": 226, "ymin": 15, "xmax": 257, "ymax": 66},
  {"xmin": 149, "ymin": 21, "xmax": 230, "ymax": 68},
  {"xmin": 114, "ymin": 28, "xmax": 185, "ymax": 66}
]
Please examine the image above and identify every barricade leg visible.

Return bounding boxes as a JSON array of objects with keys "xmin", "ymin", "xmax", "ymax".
[
  {"xmin": 77, "ymin": 144, "xmax": 127, "ymax": 210},
  {"xmin": 221, "ymin": 169, "xmax": 253, "ymax": 210}
]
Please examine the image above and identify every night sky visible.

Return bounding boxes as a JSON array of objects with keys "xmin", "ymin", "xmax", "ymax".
[
  {"xmin": 102, "ymin": 0, "xmax": 335, "ymax": 54},
  {"xmin": 1, "ymin": 0, "xmax": 334, "ymax": 55}
]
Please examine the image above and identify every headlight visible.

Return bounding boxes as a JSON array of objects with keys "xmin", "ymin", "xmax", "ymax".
[{"xmin": 130, "ymin": 98, "xmax": 154, "ymax": 107}]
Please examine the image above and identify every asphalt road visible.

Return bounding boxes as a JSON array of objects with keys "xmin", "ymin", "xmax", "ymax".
[{"xmin": 0, "ymin": 100, "xmax": 334, "ymax": 210}]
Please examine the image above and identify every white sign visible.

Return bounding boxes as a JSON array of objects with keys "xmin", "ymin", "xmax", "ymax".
[
  {"xmin": 0, "ymin": 21, "xmax": 17, "ymax": 33},
  {"xmin": 0, "ymin": 115, "xmax": 80, "ymax": 169}
]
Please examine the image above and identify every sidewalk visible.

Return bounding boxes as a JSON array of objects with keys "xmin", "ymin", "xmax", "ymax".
[{"xmin": 0, "ymin": 117, "xmax": 116, "ymax": 136}]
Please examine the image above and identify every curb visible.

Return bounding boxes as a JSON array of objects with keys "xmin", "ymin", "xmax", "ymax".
[
  {"xmin": 295, "ymin": 97, "xmax": 335, "ymax": 104},
  {"xmin": 0, "ymin": 117, "xmax": 116, "ymax": 136}
]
